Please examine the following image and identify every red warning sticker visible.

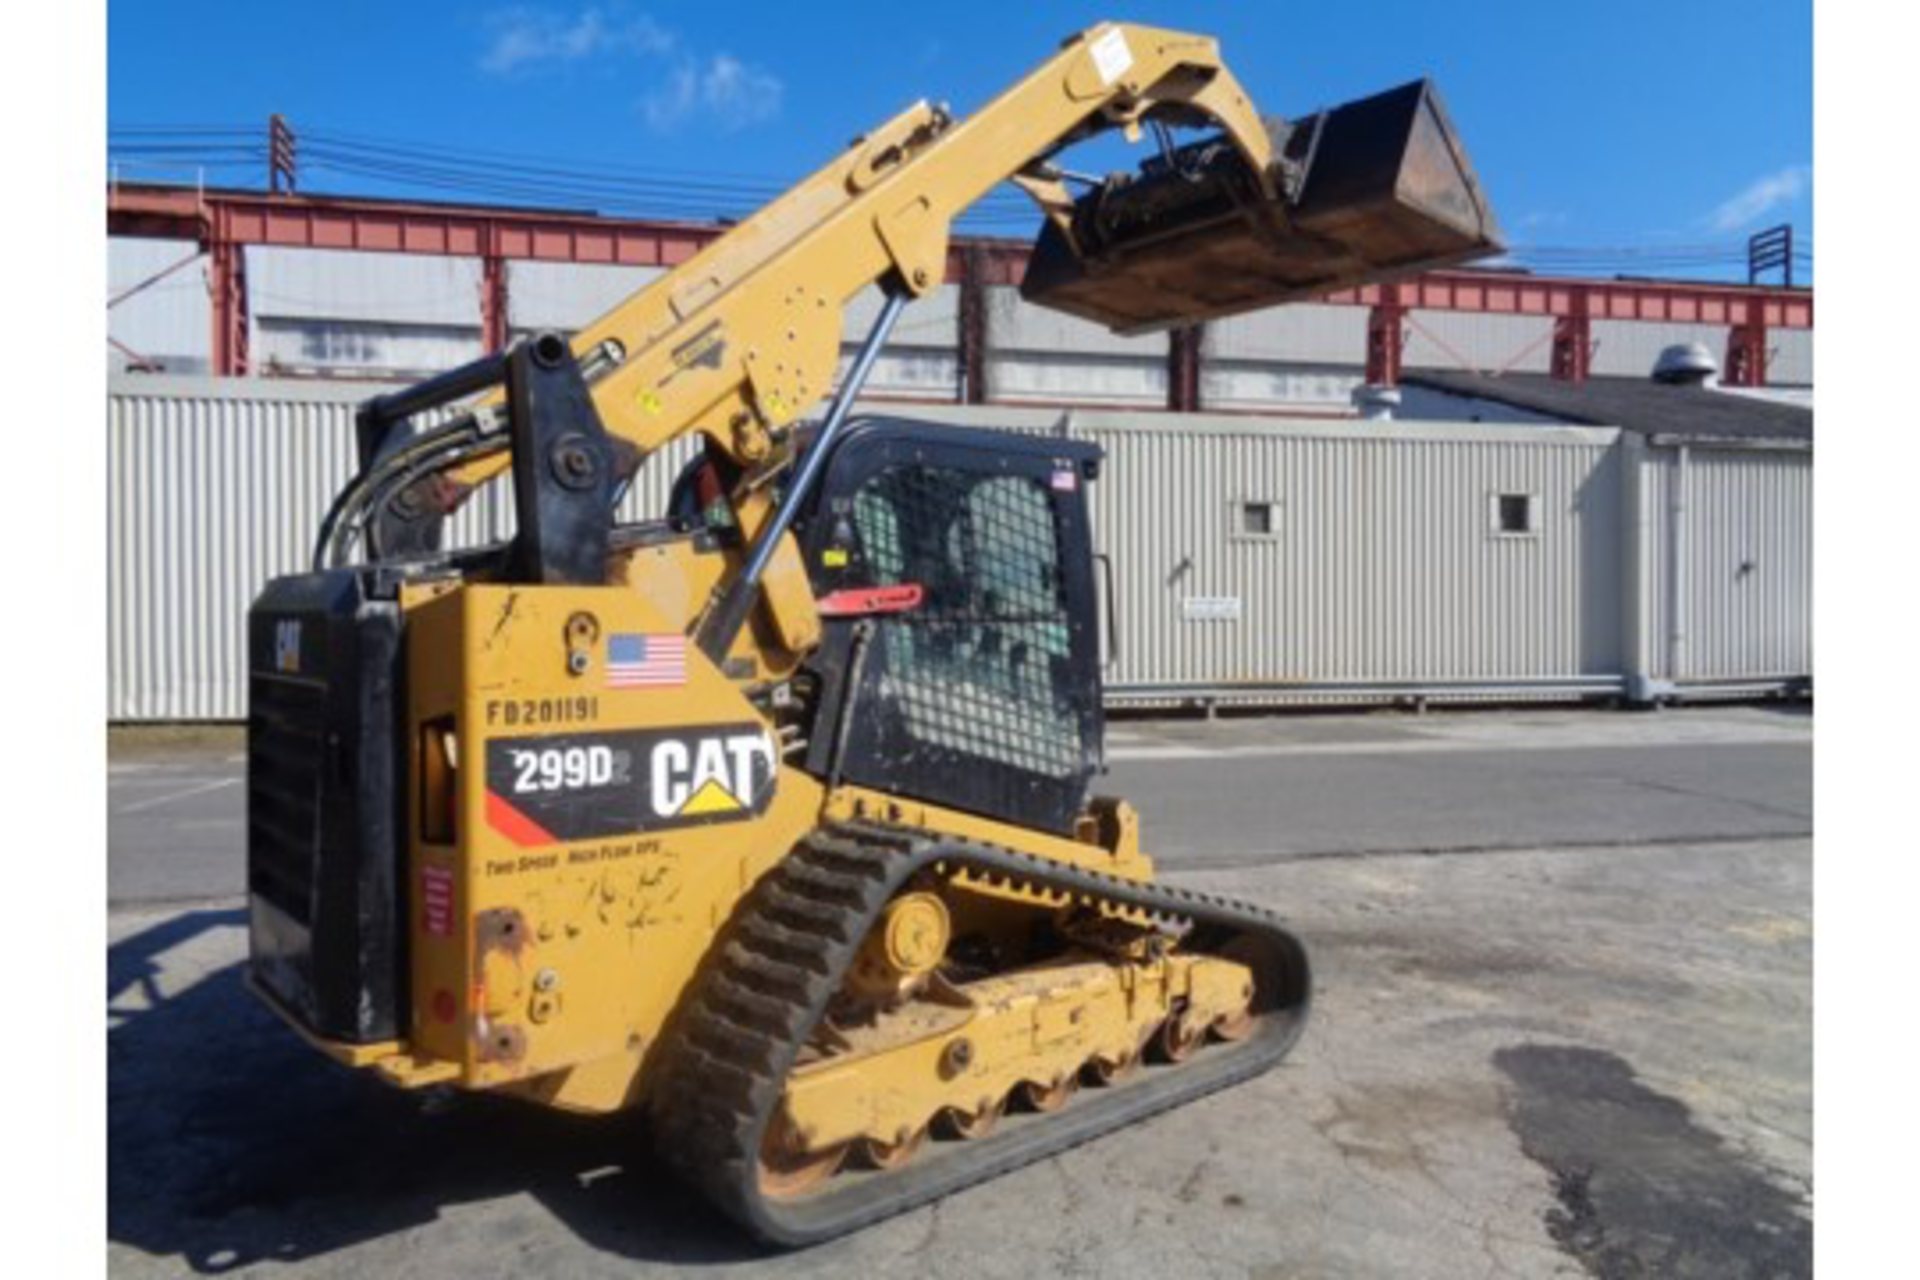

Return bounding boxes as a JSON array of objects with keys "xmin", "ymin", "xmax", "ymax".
[{"xmin": 422, "ymin": 864, "xmax": 454, "ymax": 937}]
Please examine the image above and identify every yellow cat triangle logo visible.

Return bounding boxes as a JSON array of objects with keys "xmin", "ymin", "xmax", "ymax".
[{"xmin": 679, "ymin": 778, "xmax": 743, "ymax": 816}]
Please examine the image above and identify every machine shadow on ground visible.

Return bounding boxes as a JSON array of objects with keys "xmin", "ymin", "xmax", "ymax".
[{"xmin": 107, "ymin": 910, "xmax": 766, "ymax": 1272}]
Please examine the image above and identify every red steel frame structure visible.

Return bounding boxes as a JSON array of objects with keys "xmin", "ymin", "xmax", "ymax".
[{"xmin": 109, "ymin": 184, "xmax": 1813, "ymax": 391}]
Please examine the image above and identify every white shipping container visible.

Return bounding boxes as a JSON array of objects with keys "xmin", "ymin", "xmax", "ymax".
[{"xmin": 106, "ymin": 380, "xmax": 1811, "ymax": 719}]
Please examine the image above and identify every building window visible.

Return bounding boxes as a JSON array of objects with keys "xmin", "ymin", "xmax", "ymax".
[
  {"xmin": 1234, "ymin": 500, "xmax": 1281, "ymax": 540},
  {"xmin": 1491, "ymin": 493, "xmax": 1539, "ymax": 537}
]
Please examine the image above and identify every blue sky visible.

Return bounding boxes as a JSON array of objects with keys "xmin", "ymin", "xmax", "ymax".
[{"xmin": 107, "ymin": 1, "xmax": 1812, "ymax": 281}]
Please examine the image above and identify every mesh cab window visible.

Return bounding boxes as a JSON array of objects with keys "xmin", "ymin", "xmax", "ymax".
[{"xmin": 850, "ymin": 465, "xmax": 1082, "ymax": 780}]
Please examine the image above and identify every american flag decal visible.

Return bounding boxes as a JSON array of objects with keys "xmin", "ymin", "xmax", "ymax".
[{"xmin": 606, "ymin": 632, "xmax": 687, "ymax": 688}]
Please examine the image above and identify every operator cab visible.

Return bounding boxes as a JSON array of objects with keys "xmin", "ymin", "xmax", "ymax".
[{"xmin": 788, "ymin": 418, "xmax": 1106, "ymax": 836}]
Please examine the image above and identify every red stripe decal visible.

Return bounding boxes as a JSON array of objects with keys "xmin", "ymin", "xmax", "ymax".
[{"xmin": 485, "ymin": 790, "xmax": 559, "ymax": 848}]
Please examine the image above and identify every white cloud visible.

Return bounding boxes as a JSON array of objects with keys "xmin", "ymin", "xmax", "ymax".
[
  {"xmin": 642, "ymin": 54, "xmax": 784, "ymax": 133},
  {"xmin": 479, "ymin": 6, "xmax": 674, "ymax": 76},
  {"xmin": 1704, "ymin": 165, "xmax": 1812, "ymax": 234},
  {"xmin": 478, "ymin": 8, "xmax": 783, "ymax": 133},
  {"xmin": 1498, "ymin": 210, "xmax": 1570, "ymax": 252}
]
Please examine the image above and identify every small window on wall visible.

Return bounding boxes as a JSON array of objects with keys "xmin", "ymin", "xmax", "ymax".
[
  {"xmin": 1234, "ymin": 500, "xmax": 1281, "ymax": 540},
  {"xmin": 1491, "ymin": 493, "xmax": 1539, "ymax": 537}
]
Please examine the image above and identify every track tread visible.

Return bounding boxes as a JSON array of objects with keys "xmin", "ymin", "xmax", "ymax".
[
  {"xmin": 732, "ymin": 916, "xmax": 837, "ymax": 973},
  {"xmin": 649, "ymin": 823, "xmax": 1309, "ymax": 1246}
]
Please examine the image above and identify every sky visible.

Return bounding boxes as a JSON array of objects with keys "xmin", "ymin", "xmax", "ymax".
[{"xmin": 106, "ymin": 1, "xmax": 1813, "ymax": 283}]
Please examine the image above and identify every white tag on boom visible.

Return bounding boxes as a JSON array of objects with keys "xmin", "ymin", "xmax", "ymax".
[{"xmin": 1090, "ymin": 28, "xmax": 1133, "ymax": 86}]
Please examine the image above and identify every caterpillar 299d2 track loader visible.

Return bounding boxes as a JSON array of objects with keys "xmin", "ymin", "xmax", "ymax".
[{"xmin": 245, "ymin": 22, "xmax": 1500, "ymax": 1244}]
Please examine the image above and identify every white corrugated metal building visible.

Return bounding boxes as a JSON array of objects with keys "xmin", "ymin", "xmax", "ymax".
[
  {"xmin": 1400, "ymin": 371, "xmax": 1813, "ymax": 701},
  {"xmin": 106, "ymin": 210, "xmax": 1812, "ymax": 719},
  {"xmin": 106, "ymin": 372, "xmax": 1811, "ymax": 721},
  {"xmin": 108, "ymin": 237, "xmax": 1816, "ymax": 400}
]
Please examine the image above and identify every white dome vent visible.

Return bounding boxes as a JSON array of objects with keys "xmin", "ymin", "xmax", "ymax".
[{"xmin": 1652, "ymin": 342, "xmax": 1719, "ymax": 386}]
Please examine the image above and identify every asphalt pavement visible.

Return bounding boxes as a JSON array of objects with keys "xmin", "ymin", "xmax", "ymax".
[
  {"xmin": 107, "ymin": 704, "xmax": 1811, "ymax": 906},
  {"xmin": 106, "ymin": 704, "xmax": 1813, "ymax": 1278}
]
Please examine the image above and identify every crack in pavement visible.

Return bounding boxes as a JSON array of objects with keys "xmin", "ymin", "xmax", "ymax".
[{"xmin": 1594, "ymin": 770, "xmax": 1812, "ymax": 824}]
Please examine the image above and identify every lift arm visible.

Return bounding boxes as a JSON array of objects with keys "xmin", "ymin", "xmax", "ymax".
[
  {"xmin": 412, "ymin": 24, "xmax": 1272, "ymax": 501},
  {"xmin": 329, "ymin": 20, "xmax": 1500, "ymax": 661}
]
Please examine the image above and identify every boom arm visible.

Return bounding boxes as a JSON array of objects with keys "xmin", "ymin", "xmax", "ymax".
[
  {"xmin": 330, "ymin": 21, "xmax": 1501, "ymax": 662},
  {"xmin": 418, "ymin": 24, "xmax": 1273, "ymax": 498}
]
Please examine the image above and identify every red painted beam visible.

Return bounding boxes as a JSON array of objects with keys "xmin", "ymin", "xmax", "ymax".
[
  {"xmin": 1551, "ymin": 287, "xmax": 1592, "ymax": 384},
  {"xmin": 479, "ymin": 251, "xmax": 508, "ymax": 355},
  {"xmin": 207, "ymin": 205, "xmax": 249, "ymax": 377},
  {"xmin": 1167, "ymin": 326, "xmax": 1204, "ymax": 410},
  {"xmin": 1725, "ymin": 296, "xmax": 1770, "ymax": 388},
  {"xmin": 107, "ymin": 183, "xmax": 719, "ymax": 268},
  {"xmin": 1331, "ymin": 271, "xmax": 1812, "ymax": 329},
  {"xmin": 1366, "ymin": 284, "xmax": 1405, "ymax": 386},
  {"xmin": 109, "ymin": 184, "xmax": 1813, "ymax": 331}
]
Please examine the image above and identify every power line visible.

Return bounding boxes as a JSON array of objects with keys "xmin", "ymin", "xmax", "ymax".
[
  {"xmin": 109, "ymin": 121, "xmax": 1049, "ymax": 225},
  {"xmin": 106, "ymin": 121, "xmax": 1811, "ymax": 272}
]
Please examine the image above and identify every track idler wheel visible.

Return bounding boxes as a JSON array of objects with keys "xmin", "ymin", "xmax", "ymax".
[
  {"xmin": 936, "ymin": 1095, "xmax": 1005, "ymax": 1141},
  {"xmin": 1212, "ymin": 938, "xmax": 1262, "ymax": 1043},
  {"xmin": 1085, "ymin": 1047, "xmax": 1142, "ymax": 1086},
  {"xmin": 1212, "ymin": 1008, "xmax": 1255, "ymax": 1042},
  {"xmin": 1019, "ymin": 1074, "xmax": 1079, "ymax": 1113},
  {"xmin": 857, "ymin": 1125, "xmax": 929, "ymax": 1172},
  {"xmin": 757, "ymin": 1113, "xmax": 848, "ymax": 1200},
  {"xmin": 1154, "ymin": 1008, "xmax": 1207, "ymax": 1064}
]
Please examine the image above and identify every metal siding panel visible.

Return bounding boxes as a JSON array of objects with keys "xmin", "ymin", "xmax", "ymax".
[
  {"xmin": 846, "ymin": 284, "xmax": 959, "ymax": 341},
  {"xmin": 506, "ymin": 260, "xmax": 664, "ymax": 330},
  {"xmin": 247, "ymin": 246, "xmax": 485, "ymax": 325},
  {"xmin": 1199, "ymin": 364, "xmax": 1361, "ymax": 412},
  {"xmin": 1076, "ymin": 416, "xmax": 1622, "ymax": 695},
  {"xmin": 1644, "ymin": 449, "xmax": 1674, "ymax": 680},
  {"xmin": 109, "ymin": 385, "xmax": 361, "ymax": 719},
  {"xmin": 1681, "ymin": 450, "xmax": 1813, "ymax": 679},
  {"xmin": 986, "ymin": 353, "xmax": 1166, "ymax": 406},
  {"xmin": 105, "ymin": 378, "xmax": 711, "ymax": 720},
  {"xmin": 987, "ymin": 285, "xmax": 1166, "ymax": 357},
  {"xmin": 833, "ymin": 287, "xmax": 961, "ymax": 400},
  {"xmin": 253, "ymin": 318, "xmax": 484, "ymax": 379},
  {"xmin": 853, "ymin": 351, "xmax": 959, "ymax": 400},
  {"xmin": 1205, "ymin": 303, "xmax": 1366, "ymax": 365},
  {"xmin": 121, "ymin": 384, "xmax": 1814, "ymax": 719},
  {"xmin": 109, "ymin": 237, "xmax": 212, "ymax": 372},
  {"xmin": 1589, "ymin": 320, "xmax": 1729, "ymax": 379},
  {"xmin": 1769, "ymin": 328, "xmax": 1814, "ymax": 387},
  {"xmin": 1402, "ymin": 311, "xmax": 1556, "ymax": 374}
]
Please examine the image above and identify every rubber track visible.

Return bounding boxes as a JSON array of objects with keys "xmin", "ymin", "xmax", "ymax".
[{"xmin": 649, "ymin": 821, "xmax": 1312, "ymax": 1246}]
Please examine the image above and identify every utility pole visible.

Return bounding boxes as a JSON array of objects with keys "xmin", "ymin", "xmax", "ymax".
[
  {"xmin": 269, "ymin": 114, "xmax": 298, "ymax": 194},
  {"xmin": 1747, "ymin": 224, "xmax": 1792, "ymax": 288}
]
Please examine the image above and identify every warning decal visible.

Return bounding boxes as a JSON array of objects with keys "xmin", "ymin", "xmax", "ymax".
[
  {"xmin": 421, "ymin": 864, "xmax": 454, "ymax": 936},
  {"xmin": 1089, "ymin": 28, "xmax": 1133, "ymax": 86},
  {"xmin": 483, "ymin": 723, "xmax": 777, "ymax": 848}
]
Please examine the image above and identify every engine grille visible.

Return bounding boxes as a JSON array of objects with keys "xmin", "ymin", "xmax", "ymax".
[
  {"xmin": 245, "ymin": 567, "xmax": 405, "ymax": 1044},
  {"xmin": 247, "ymin": 675, "xmax": 325, "ymax": 924}
]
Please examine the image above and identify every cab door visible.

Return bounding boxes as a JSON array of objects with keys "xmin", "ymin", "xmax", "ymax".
[{"xmin": 798, "ymin": 420, "xmax": 1104, "ymax": 835}]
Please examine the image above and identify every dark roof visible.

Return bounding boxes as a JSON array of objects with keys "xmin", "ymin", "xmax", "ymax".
[{"xmin": 1402, "ymin": 371, "xmax": 1812, "ymax": 446}]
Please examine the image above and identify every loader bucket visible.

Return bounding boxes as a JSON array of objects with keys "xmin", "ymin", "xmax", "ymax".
[{"xmin": 1020, "ymin": 79, "xmax": 1503, "ymax": 334}]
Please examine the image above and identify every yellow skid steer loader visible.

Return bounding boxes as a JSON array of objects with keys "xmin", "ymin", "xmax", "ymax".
[{"xmin": 244, "ymin": 21, "xmax": 1500, "ymax": 1243}]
